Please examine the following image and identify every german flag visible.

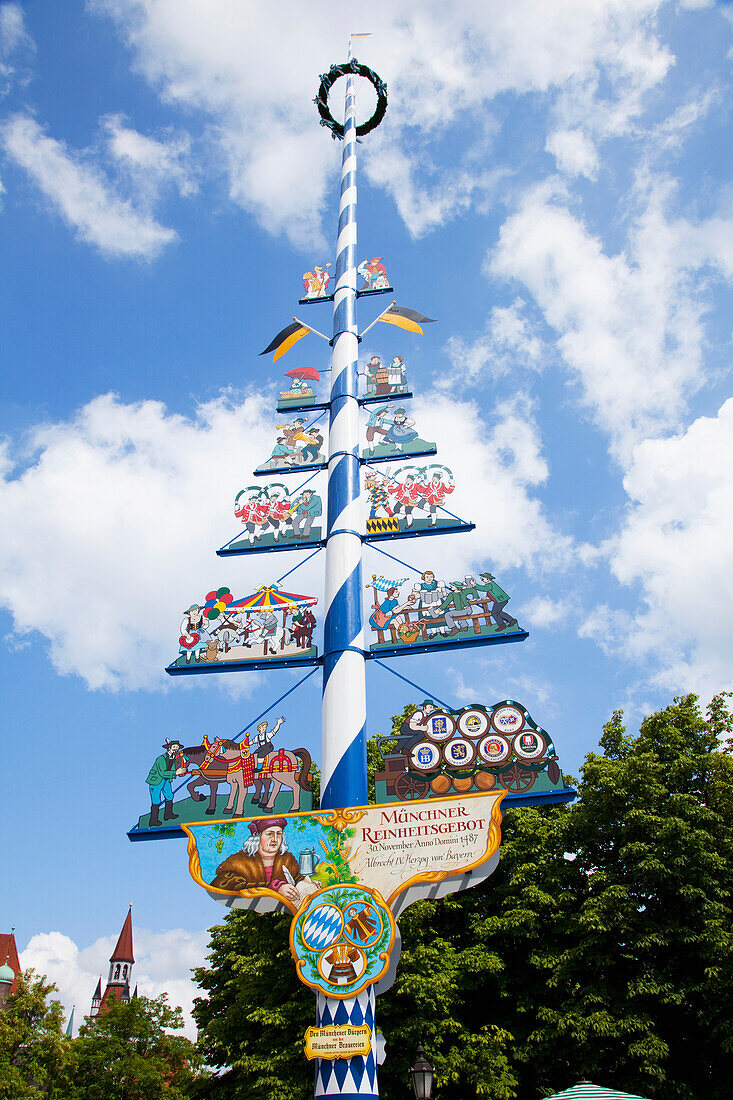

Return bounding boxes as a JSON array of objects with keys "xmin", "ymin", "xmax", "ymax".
[
  {"xmin": 260, "ymin": 321, "xmax": 312, "ymax": 362},
  {"xmin": 378, "ymin": 304, "xmax": 436, "ymax": 335}
]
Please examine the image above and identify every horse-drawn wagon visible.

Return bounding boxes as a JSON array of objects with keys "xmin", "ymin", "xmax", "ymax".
[{"xmin": 373, "ymin": 701, "xmax": 567, "ymax": 806}]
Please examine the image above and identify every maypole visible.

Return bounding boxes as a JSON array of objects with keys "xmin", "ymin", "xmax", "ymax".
[
  {"xmin": 321, "ymin": 48, "xmax": 367, "ymax": 814},
  {"xmin": 130, "ymin": 35, "xmax": 576, "ymax": 1100}
]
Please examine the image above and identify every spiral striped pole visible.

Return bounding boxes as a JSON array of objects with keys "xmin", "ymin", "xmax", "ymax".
[
  {"xmin": 317, "ymin": 55, "xmax": 379, "ymax": 1100},
  {"xmin": 321, "ymin": 63, "xmax": 368, "ymax": 813}
]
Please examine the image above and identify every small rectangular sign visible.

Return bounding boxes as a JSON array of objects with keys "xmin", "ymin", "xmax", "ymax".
[{"xmin": 304, "ymin": 1024, "xmax": 372, "ymax": 1061}]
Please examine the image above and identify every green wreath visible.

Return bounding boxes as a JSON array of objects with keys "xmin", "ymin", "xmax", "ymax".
[{"xmin": 314, "ymin": 59, "xmax": 388, "ymax": 139}]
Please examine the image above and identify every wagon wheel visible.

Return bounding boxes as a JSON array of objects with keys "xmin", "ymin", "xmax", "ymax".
[
  {"xmin": 501, "ymin": 763, "xmax": 536, "ymax": 793},
  {"xmin": 395, "ymin": 772, "xmax": 429, "ymax": 800}
]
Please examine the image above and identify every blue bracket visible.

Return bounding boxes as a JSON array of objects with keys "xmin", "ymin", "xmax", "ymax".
[
  {"xmin": 166, "ymin": 654, "xmax": 320, "ymax": 676},
  {"xmin": 216, "ymin": 537, "xmax": 325, "ymax": 557},
  {"xmin": 366, "ymin": 630, "xmax": 529, "ymax": 660}
]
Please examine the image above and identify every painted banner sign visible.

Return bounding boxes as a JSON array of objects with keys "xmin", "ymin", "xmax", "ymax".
[
  {"xmin": 304, "ymin": 1025, "xmax": 373, "ymax": 1061},
  {"xmin": 182, "ymin": 791, "xmax": 504, "ymax": 914}
]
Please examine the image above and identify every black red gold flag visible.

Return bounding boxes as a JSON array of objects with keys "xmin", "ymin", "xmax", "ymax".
[
  {"xmin": 378, "ymin": 305, "xmax": 436, "ymax": 334},
  {"xmin": 260, "ymin": 321, "xmax": 311, "ymax": 362}
]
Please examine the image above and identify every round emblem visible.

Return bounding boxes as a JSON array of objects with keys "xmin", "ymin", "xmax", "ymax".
[
  {"xmin": 513, "ymin": 730, "xmax": 547, "ymax": 761},
  {"xmin": 491, "ymin": 704, "xmax": 525, "ymax": 735},
  {"xmin": 442, "ymin": 738, "xmax": 477, "ymax": 769},
  {"xmin": 457, "ymin": 708, "xmax": 490, "ymax": 739},
  {"xmin": 424, "ymin": 712, "xmax": 456, "ymax": 741},
  {"xmin": 301, "ymin": 904, "xmax": 343, "ymax": 951},
  {"xmin": 478, "ymin": 733, "xmax": 511, "ymax": 765},
  {"xmin": 342, "ymin": 902, "xmax": 383, "ymax": 949},
  {"xmin": 409, "ymin": 741, "xmax": 442, "ymax": 772},
  {"xmin": 291, "ymin": 885, "xmax": 396, "ymax": 1000},
  {"xmin": 317, "ymin": 944, "xmax": 367, "ymax": 987}
]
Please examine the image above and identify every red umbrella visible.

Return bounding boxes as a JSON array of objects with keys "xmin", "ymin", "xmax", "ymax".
[{"xmin": 285, "ymin": 366, "xmax": 320, "ymax": 381}]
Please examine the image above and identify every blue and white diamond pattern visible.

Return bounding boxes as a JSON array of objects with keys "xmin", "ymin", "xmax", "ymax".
[
  {"xmin": 302, "ymin": 904, "xmax": 343, "ymax": 951},
  {"xmin": 314, "ymin": 988, "xmax": 378, "ymax": 1099}
]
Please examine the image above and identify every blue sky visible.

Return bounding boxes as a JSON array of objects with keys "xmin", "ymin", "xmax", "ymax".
[{"xmin": 1, "ymin": 0, "xmax": 732, "ymax": 1034}]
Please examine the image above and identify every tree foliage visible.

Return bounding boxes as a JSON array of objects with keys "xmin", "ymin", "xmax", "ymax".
[
  {"xmin": 0, "ymin": 970, "xmax": 75, "ymax": 1099},
  {"xmin": 74, "ymin": 993, "xmax": 203, "ymax": 1100},
  {"xmin": 192, "ymin": 693, "xmax": 733, "ymax": 1100}
]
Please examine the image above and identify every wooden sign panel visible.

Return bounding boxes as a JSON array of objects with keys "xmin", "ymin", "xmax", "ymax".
[
  {"xmin": 374, "ymin": 699, "xmax": 573, "ymax": 806},
  {"xmin": 134, "ymin": 714, "xmax": 315, "ymax": 834},
  {"xmin": 182, "ymin": 791, "xmax": 504, "ymax": 914},
  {"xmin": 363, "ymin": 464, "xmax": 467, "ymax": 538},
  {"xmin": 255, "ymin": 419, "xmax": 326, "ymax": 474},
  {"xmin": 226, "ymin": 485, "xmax": 323, "ymax": 551},
  {"xmin": 171, "ymin": 585, "xmax": 318, "ymax": 670},
  {"xmin": 362, "ymin": 406, "xmax": 436, "ymax": 462},
  {"xmin": 366, "ymin": 570, "xmax": 526, "ymax": 655}
]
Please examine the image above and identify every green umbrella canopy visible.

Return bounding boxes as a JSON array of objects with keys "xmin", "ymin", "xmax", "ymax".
[{"xmin": 548, "ymin": 1084, "xmax": 652, "ymax": 1100}]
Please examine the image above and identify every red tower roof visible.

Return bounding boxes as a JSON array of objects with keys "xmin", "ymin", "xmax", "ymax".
[
  {"xmin": 109, "ymin": 906, "xmax": 134, "ymax": 964},
  {"xmin": 0, "ymin": 932, "xmax": 20, "ymax": 995}
]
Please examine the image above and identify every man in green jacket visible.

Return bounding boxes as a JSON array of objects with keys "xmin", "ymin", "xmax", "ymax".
[
  {"xmin": 475, "ymin": 572, "xmax": 518, "ymax": 632},
  {"xmin": 146, "ymin": 739, "xmax": 184, "ymax": 827},
  {"xmin": 439, "ymin": 578, "xmax": 479, "ymax": 636}
]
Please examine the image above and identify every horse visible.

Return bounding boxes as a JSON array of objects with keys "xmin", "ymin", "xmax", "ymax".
[
  {"xmin": 177, "ymin": 739, "xmax": 312, "ymax": 816},
  {"xmin": 252, "ymin": 747, "xmax": 313, "ymax": 810}
]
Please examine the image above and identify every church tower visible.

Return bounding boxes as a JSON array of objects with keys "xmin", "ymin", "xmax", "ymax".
[{"xmin": 90, "ymin": 905, "xmax": 135, "ymax": 1016}]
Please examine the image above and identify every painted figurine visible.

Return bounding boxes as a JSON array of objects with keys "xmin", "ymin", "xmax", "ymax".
[
  {"xmin": 290, "ymin": 489, "xmax": 322, "ymax": 539},
  {"xmin": 211, "ymin": 818, "xmax": 304, "ymax": 905},
  {"xmin": 358, "ymin": 257, "xmax": 389, "ymax": 290},
  {"xmin": 418, "ymin": 469, "xmax": 454, "ymax": 525},
  {"xmin": 365, "ymin": 406, "xmax": 390, "ymax": 454},
  {"xmin": 382, "ymin": 408, "xmax": 418, "ymax": 451},
  {"xmin": 364, "ymin": 471, "xmax": 393, "ymax": 518},
  {"xmin": 146, "ymin": 738, "xmax": 185, "ymax": 827},
  {"xmin": 475, "ymin": 571, "xmax": 518, "ymax": 632},
  {"xmin": 302, "ymin": 264, "xmax": 332, "ymax": 298}
]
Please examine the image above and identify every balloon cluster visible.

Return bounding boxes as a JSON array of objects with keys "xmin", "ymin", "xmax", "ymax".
[{"xmin": 204, "ymin": 587, "xmax": 234, "ymax": 621}]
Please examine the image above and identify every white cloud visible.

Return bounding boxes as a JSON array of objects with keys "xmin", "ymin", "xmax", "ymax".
[
  {"xmin": 0, "ymin": 387, "xmax": 572, "ymax": 692},
  {"xmin": 0, "ymin": 2, "xmax": 34, "ymax": 94},
  {"xmin": 443, "ymin": 298, "xmax": 546, "ymax": 388},
  {"xmin": 20, "ymin": 927, "xmax": 207, "ymax": 1039},
  {"xmin": 490, "ymin": 173, "xmax": 733, "ymax": 462},
  {"xmin": 523, "ymin": 595, "xmax": 566, "ymax": 629},
  {"xmin": 0, "ymin": 114, "xmax": 178, "ymax": 259},
  {"xmin": 586, "ymin": 399, "xmax": 733, "ymax": 698},
  {"xmin": 392, "ymin": 390, "xmax": 575, "ymax": 578},
  {"xmin": 90, "ymin": 0, "xmax": 673, "ymax": 246},
  {"xmin": 546, "ymin": 128, "xmax": 599, "ymax": 178},
  {"xmin": 103, "ymin": 113, "xmax": 198, "ymax": 199},
  {"xmin": 0, "ymin": 391, "xmax": 274, "ymax": 690}
]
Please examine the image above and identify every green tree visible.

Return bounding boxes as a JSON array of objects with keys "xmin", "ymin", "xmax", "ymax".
[
  {"xmin": 74, "ymin": 993, "xmax": 203, "ymax": 1100},
  {"xmin": 192, "ymin": 695, "xmax": 733, "ymax": 1100},
  {"xmin": 0, "ymin": 970, "xmax": 76, "ymax": 1098},
  {"xmin": 192, "ymin": 911, "xmax": 313, "ymax": 1100}
]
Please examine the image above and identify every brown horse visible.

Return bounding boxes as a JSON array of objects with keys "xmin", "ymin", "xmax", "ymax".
[{"xmin": 177, "ymin": 740, "xmax": 312, "ymax": 816}]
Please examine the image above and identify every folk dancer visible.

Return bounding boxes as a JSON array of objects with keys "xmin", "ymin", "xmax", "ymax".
[
  {"xmin": 266, "ymin": 492, "xmax": 293, "ymax": 541},
  {"xmin": 365, "ymin": 406, "xmax": 389, "ymax": 454},
  {"xmin": 389, "ymin": 473, "xmax": 422, "ymax": 526},
  {"xmin": 235, "ymin": 491, "xmax": 270, "ymax": 545},
  {"xmin": 418, "ymin": 470, "xmax": 455, "ymax": 525},
  {"xmin": 382, "ymin": 408, "xmax": 419, "ymax": 452}
]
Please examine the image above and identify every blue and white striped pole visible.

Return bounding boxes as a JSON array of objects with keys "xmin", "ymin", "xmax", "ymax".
[
  {"xmin": 317, "ymin": 53, "xmax": 379, "ymax": 1100},
  {"xmin": 321, "ymin": 62, "xmax": 368, "ymax": 813}
]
